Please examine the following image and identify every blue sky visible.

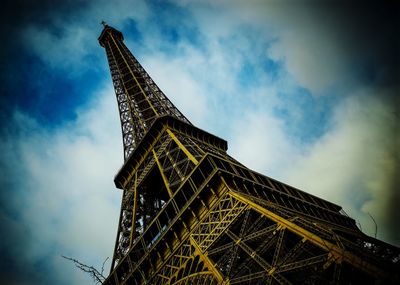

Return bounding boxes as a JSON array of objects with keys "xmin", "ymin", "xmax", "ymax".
[{"xmin": 0, "ymin": 0, "xmax": 399, "ymax": 284}]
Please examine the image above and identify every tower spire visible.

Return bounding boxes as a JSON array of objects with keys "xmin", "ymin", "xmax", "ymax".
[{"xmin": 99, "ymin": 25, "xmax": 190, "ymax": 159}]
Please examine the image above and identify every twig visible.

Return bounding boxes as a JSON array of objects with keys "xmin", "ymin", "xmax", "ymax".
[
  {"xmin": 101, "ymin": 257, "xmax": 109, "ymax": 277},
  {"xmin": 367, "ymin": 212, "xmax": 378, "ymax": 239},
  {"xmin": 356, "ymin": 220, "xmax": 363, "ymax": 232},
  {"xmin": 62, "ymin": 255, "xmax": 108, "ymax": 284}
]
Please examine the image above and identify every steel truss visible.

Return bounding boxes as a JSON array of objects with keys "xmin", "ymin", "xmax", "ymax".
[
  {"xmin": 103, "ymin": 139, "xmax": 400, "ymax": 284},
  {"xmin": 98, "ymin": 25, "xmax": 400, "ymax": 284}
]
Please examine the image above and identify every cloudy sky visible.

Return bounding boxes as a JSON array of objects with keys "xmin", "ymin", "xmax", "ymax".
[{"xmin": 0, "ymin": 0, "xmax": 399, "ymax": 284}]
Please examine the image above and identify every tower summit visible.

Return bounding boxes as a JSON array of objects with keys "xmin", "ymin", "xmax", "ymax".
[
  {"xmin": 99, "ymin": 24, "xmax": 190, "ymax": 159},
  {"xmin": 99, "ymin": 25, "xmax": 399, "ymax": 284}
]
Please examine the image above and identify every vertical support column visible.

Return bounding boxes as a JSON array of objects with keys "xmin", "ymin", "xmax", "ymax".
[{"xmin": 129, "ymin": 172, "xmax": 138, "ymax": 248}]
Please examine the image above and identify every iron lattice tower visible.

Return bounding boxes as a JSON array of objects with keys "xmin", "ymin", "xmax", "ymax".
[{"xmin": 98, "ymin": 25, "xmax": 399, "ymax": 284}]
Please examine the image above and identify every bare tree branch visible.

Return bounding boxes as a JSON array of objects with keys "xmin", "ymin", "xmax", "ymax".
[
  {"xmin": 367, "ymin": 212, "xmax": 378, "ymax": 239},
  {"xmin": 101, "ymin": 256, "xmax": 109, "ymax": 277},
  {"xmin": 62, "ymin": 255, "xmax": 108, "ymax": 284},
  {"xmin": 357, "ymin": 220, "xmax": 363, "ymax": 232}
]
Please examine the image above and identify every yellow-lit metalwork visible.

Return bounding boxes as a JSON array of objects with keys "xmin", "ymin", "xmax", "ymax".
[
  {"xmin": 228, "ymin": 190, "xmax": 388, "ymax": 281},
  {"xmin": 128, "ymin": 172, "xmax": 138, "ymax": 248},
  {"xmin": 153, "ymin": 149, "xmax": 173, "ymax": 198},
  {"xmin": 98, "ymin": 24, "xmax": 400, "ymax": 284},
  {"xmin": 190, "ymin": 237, "xmax": 225, "ymax": 284},
  {"xmin": 166, "ymin": 128, "xmax": 199, "ymax": 165},
  {"xmin": 109, "ymin": 32, "xmax": 159, "ymax": 117},
  {"xmin": 100, "ymin": 25, "xmax": 190, "ymax": 159}
]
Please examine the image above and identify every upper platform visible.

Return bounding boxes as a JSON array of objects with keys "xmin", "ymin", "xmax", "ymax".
[{"xmin": 114, "ymin": 115, "xmax": 228, "ymax": 189}]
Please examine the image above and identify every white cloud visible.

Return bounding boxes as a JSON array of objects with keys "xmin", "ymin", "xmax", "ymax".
[
  {"xmin": 22, "ymin": 24, "xmax": 95, "ymax": 72},
  {"xmin": 267, "ymin": 27, "xmax": 346, "ymax": 94},
  {"xmin": 228, "ymin": 110, "xmax": 299, "ymax": 179},
  {"xmin": 263, "ymin": 5, "xmax": 350, "ymax": 94},
  {"xmin": 172, "ymin": 1, "xmax": 375, "ymax": 95},
  {"xmin": 4, "ymin": 85, "xmax": 123, "ymax": 283},
  {"xmin": 131, "ymin": 33, "xmax": 263, "ymax": 132},
  {"xmin": 282, "ymin": 89, "xmax": 400, "ymax": 244},
  {"xmin": 141, "ymin": 48, "xmax": 209, "ymax": 126}
]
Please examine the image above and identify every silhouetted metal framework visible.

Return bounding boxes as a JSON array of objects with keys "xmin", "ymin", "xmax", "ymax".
[
  {"xmin": 99, "ymin": 25, "xmax": 190, "ymax": 160},
  {"xmin": 99, "ymin": 25, "xmax": 400, "ymax": 284}
]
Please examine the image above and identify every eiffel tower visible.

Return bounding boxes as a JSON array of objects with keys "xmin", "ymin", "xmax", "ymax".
[{"xmin": 98, "ymin": 24, "xmax": 399, "ymax": 284}]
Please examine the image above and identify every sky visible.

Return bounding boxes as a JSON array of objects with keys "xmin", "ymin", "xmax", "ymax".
[{"xmin": 0, "ymin": 0, "xmax": 399, "ymax": 284}]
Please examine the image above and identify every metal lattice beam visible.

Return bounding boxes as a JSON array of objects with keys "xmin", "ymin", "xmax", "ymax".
[{"xmin": 99, "ymin": 25, "xmax": 400, "ymax": 285}]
